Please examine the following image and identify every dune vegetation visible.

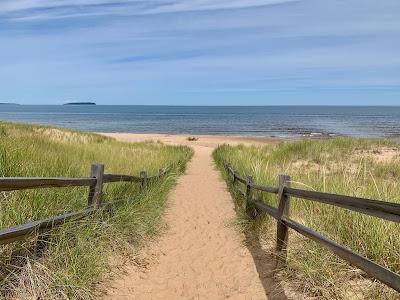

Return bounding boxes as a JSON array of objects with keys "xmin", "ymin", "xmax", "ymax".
[
  {"xmin": 214, "ymin": 138, "xmax": 400, "ymax": 299},
  {"xmin": 0, "ymin": 122, "xmax": 192, "ymax": 299}
]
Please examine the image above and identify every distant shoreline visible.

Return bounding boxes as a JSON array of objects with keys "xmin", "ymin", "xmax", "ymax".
[
  {"xmin": 63, "ymin": 102, "xmax": 96, "ymax": 105},
  {"xmin": 3, "ymin": 104, "xmax": 400, "ymax": 107}
]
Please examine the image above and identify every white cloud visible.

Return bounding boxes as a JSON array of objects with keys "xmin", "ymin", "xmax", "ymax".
[
  {"xmin": 146, "ymin": 0, "xmax": 297, "ymax": 13},
  {"xmin": 0, "ymin": 0, "xmax": 297, "ymax": 21},
  {"xmin": 0, "ymin": 0, "xmax": 299, "ymax": 15}
]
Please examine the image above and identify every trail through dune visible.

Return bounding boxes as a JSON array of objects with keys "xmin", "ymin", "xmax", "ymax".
[{"xmin": 102, "ymin": 136, "xmax": 275, "ymax": 299}]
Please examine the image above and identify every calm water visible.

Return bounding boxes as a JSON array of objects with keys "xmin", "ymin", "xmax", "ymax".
[{"xmin": 0, "ymin": 105, "xmax": 400, "ymax": 138}]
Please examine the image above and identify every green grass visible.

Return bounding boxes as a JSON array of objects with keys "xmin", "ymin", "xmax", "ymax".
[
  {"xmin": 0, "ymin": 122, "xmax": 193, "ymax": 299},
  {"xmin": 214, "ymin": 138, "xmax": 400, "ymax": 299}
]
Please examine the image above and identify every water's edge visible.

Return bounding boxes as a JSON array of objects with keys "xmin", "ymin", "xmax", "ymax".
[{"xmin": 1, "ymin": 105, "xmax": 400, "ymax": 139}]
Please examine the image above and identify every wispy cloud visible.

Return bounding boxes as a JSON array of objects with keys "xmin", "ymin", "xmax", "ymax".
[{"xmin": 0, "ymin": 0, "xmax": 297, "ymax": 21}]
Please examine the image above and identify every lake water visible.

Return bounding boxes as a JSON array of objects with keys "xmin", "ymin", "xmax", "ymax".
[{"xmin": 0, "ymin": 105, "xmax": 400, "ymax": 138}]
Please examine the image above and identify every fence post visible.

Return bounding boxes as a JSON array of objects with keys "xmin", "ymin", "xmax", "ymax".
[
  {"xmin": 140, "ymin": 170, "xmax": 148, "ymax": 189},
  {"xmin": 158, "ymin": 168, "xmax": 164, "ymax": 177},
  {"xmin": 245, "ymin": 175, "xmax": 253, "ymax": 210},
  {"xmin": 88, "ymin": 163, "xmax": 104, "ymax": 208},
  {"xmin": 276, "ymin": 174, "xmax": 291, "ymax": 268}
]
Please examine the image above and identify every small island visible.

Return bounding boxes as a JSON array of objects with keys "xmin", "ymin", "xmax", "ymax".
[
  {"xmin": 0, "ymin": 102, "xmax": 20, "ymax": 105},
  {"xmin": 63, "ymin": 102, "xmax": 96, "ymax": 105}
]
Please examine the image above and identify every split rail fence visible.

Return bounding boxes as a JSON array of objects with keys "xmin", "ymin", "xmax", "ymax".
[
  {"xmin": 0, "ymin": 163, "xmax": 175, "ymax": 246},
  {"xmin": 223, "ymin": 160, "xmax": 400, "ymax": 293}
]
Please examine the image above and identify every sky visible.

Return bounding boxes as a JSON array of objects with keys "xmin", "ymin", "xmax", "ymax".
[{"xmin": 0, "ymin": 0, "xmax": 399, "ymax": 105}]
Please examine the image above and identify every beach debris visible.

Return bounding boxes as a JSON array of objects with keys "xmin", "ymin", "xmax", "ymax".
[
  {"xmin": 187, "ymin": 136, "xmax": 198, "ymax": 141},
  {"xmin": 301, "ymin": 132, "xmax": 338, "ymax": 139}
]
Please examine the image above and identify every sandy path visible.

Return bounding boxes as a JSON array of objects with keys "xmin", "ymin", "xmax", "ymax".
[{"xmin": 102, "ymin": 134, "xmax": 275, "ymax": 299}]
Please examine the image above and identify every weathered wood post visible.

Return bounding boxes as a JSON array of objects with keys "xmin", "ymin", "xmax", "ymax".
[
  {"xmin": 88, "ymin": 163, "xmax": 104, "ymax": 208},
  {"xmin": 245, "ymin": 175, "xmax": 253, "ymax": 210},
  {"xmin": 158, "ymin": 168, "xmax": 164, "ymax": 177},
  {"xmin": 224, "ymin": 160, "xmax": 236, "ymax": 184},
  {"xmin": 276, "ymin": 174, "xmax": 291, "ymax": 268},
  {"xmin": 140, "ymin": 170, "xmax": 148, "ymax": 189}
]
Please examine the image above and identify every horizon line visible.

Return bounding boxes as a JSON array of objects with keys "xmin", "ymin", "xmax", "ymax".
[{"xmin": 3, "ymin": 104, "xmax": 400, "ymax": 107}]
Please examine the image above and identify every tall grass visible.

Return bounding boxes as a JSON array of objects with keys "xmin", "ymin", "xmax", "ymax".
[
  {"xmin": 214, "ymin": 138, "xmax": 400, "ymax": 299},
  {"xmin": 0, "ymin": 122, "xmax": 192, "ymax": 299}
]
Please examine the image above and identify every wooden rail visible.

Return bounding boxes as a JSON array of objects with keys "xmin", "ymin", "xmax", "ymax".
[
  {"xmin": 0, "ymin": 162, "xmax": 176, "ymax": 245},
  {"xmin": 0, "ymin": 177, "xmax": 96, "ymax": 191},
  {"xmin": 223, "ymin": 160, "xmax": 400, "ymax": 293}
]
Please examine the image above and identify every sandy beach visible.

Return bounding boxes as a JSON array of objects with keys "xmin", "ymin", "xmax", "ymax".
[{"xmin": 99, "ymin": 132, "xmax": 282, "ymax": 148}]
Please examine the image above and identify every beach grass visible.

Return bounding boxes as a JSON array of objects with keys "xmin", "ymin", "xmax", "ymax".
[
  {"xmin": 0, "ymin": 122, "xmax": 193, "ymax": 299},
  {"xmin": 213, "ymin": 138, "xmax": 400, "ymax": 299}
]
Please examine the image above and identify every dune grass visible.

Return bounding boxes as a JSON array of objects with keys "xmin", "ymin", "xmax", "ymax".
[
  {"xmin": 214, "ymin": 138, "xmax": 400, "ymax": 299},
  {"xmin": 0, "ymin": 122, "xmax": 193, "ymax": 299}
]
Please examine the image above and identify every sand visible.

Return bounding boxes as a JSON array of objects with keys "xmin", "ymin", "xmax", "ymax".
[
  {"xmin": 100, "ymin": 132, "xmax": 282, "ymax": 148},
  {"xmin": 100, "ymin": 133, "xmax": 280, "ymax": 299}
]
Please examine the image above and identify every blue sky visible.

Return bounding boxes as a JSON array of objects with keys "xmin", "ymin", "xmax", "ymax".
[{"xmin": 0, "ymin": 0, "xmax": 399, "ymax": 105}]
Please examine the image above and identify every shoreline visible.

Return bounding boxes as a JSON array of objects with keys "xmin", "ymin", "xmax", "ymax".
[{"xmin": 98, "ymin": 132, "xmax": 283, "ymax": 147}]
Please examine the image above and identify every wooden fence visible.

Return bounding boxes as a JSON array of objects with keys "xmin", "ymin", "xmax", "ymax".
[
  {"xmin": 223, "ymin": 160, "xmax": 400, "ymax": 293},
  {"xmin": 0, "ymin": 163, "xmax": 175, "ymax": 246}
]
